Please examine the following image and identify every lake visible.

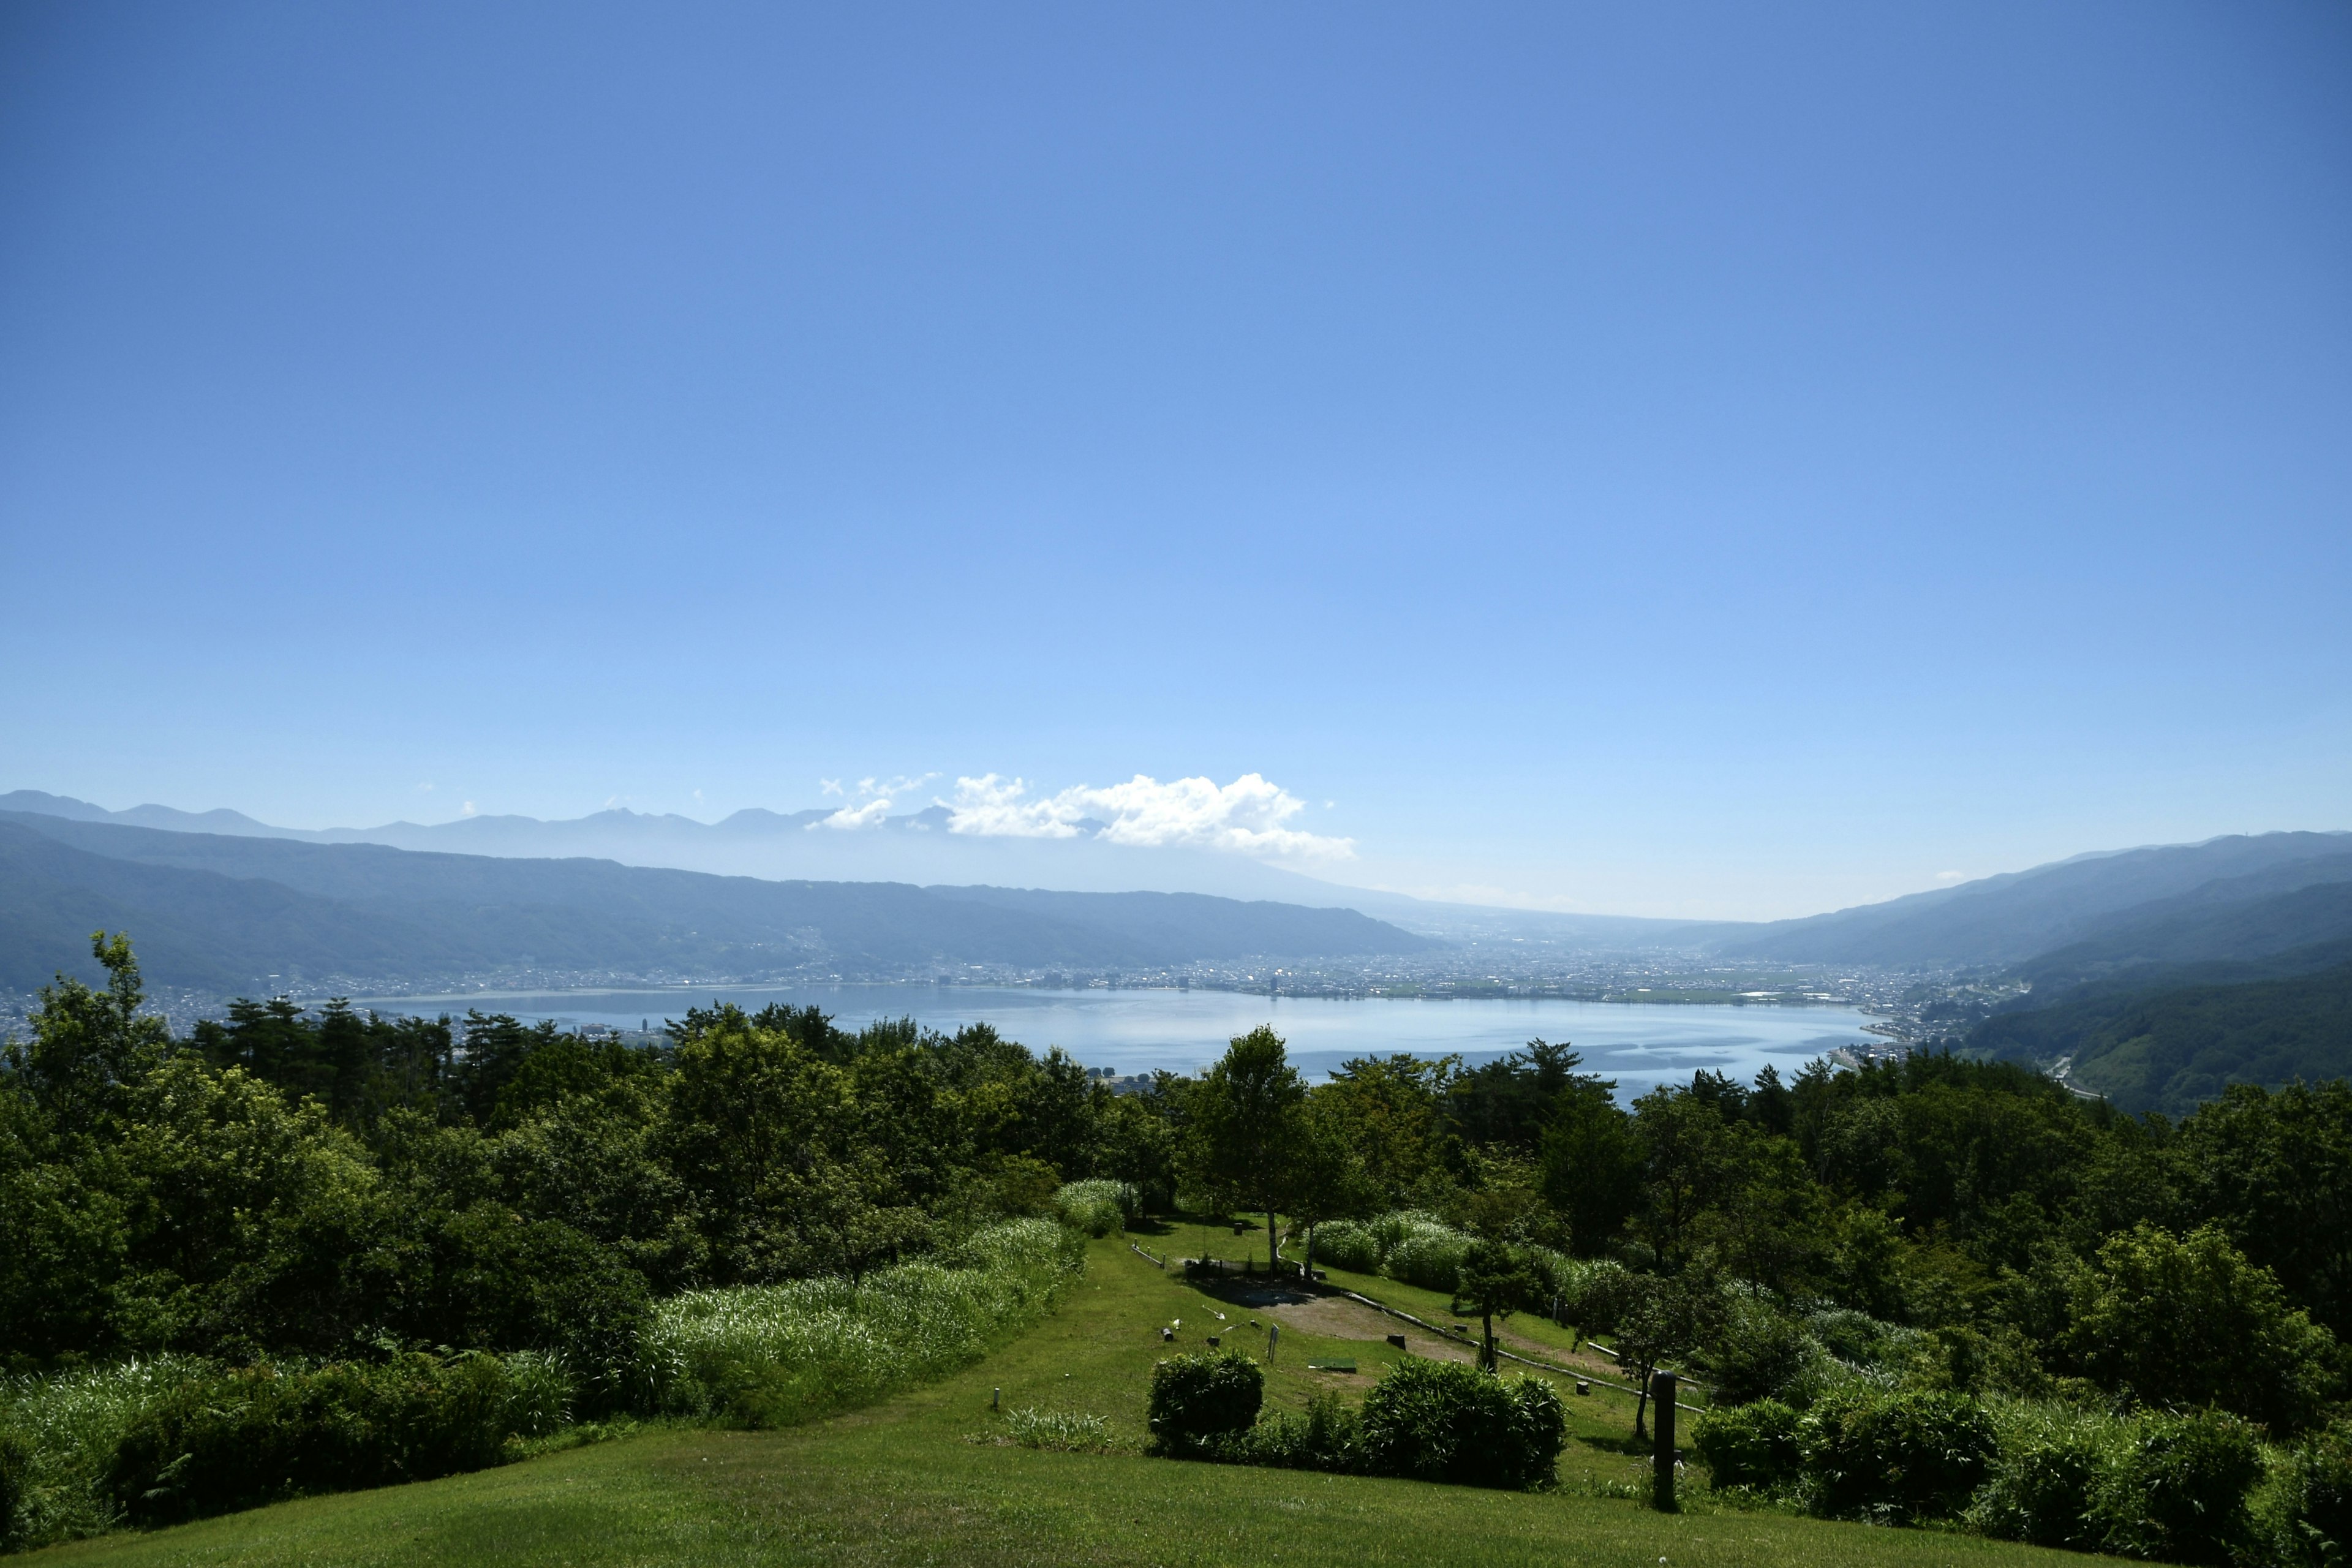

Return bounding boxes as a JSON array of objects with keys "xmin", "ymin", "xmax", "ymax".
[{"xmin": 345, "ymin": 984, "xmax": 1879, "ymax": 1099}]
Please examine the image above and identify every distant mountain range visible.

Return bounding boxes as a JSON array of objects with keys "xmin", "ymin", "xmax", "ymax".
[
  {"xmin": 0, "ymin": 812, "xmax": 1439, "ymax": 995},
  {"xmin": 0, "ymin": 790, "xmax": 1703, "ymax": 949},
  {"xmin": 12, "ymin": 788, "xmax": 2352, "ymax": 1113}
]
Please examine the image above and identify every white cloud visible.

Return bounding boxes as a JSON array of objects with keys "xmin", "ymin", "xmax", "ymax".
[
  {"xmin": 820, "ymin": 778, "xmax": 845, "ymax": 796},
  {"xmin": 858, "ymin": 773, "xmax": 935, "ymax": 797},
  {"xmin": 461, "ymin": 801, "xmax": 478, "ymax": 817},
  {"xmin": 940, "ymin": 772, "xmax": 1353, "ymax": 861},
  {"xmin": 811, "ymin": 797, "xmax": 892, "ymax": 831},
  {"xmin": 1935, "ymin": 870, "xmax": 1969, "ymax": 883}
]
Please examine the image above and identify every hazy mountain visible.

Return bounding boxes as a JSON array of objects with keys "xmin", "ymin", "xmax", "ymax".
[
  {"xmin": 1709, "ymin": 832, "xmax": 2352, "ymax": 968},
  {"xmin": 0, "ymin": 813, "xmax": 1439, "ymax": 996},
  {"xmin": 2014, "ymin": 865, "xmax": 2352, "ymax": 992},
  {"xmin": 0, "ymin": 791, "xmax": 1719, "ymax": 948}
]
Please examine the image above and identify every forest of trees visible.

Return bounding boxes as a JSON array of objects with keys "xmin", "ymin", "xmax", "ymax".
[{"xmin": 10, "ymin": 930, "xmax": 2349, "ymax": 1436}]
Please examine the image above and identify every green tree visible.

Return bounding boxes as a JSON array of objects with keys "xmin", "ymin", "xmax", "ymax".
[
  {"xmin": 1539, "ymin": 1073, "xmax": 1642, "ymax": 1255},
  {"xmin": 1453, "ymin": 1238, "xmax": 1538, "ymax": 1371},
  {"xmin": 2062, "ymin": 1221, "xmax": 2340, "ymax": 1431},
  {"xmin": 1616, "ymin": 1270, "xmax": 1721, "ymax": 1442},
  {"xmin": 657, "ymin": 1016, "xmax": 859, "ymax": 1283},
  {"xmin": 1189, "ymin": 1027, "xmax": 1305, "ymax": 1267},
  {"xmin": 12, "ymin": 932, "xmax": 173, "ymax": 1127},
  {"xmin": 1286, "ymin": 1087, "xmax": 1373, "ymax": 1276}
]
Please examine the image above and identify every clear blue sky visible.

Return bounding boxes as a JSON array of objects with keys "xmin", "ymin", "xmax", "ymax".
[{"xmin": 2, "ymin": 1, "xmax": 2346, "ymax": 920}]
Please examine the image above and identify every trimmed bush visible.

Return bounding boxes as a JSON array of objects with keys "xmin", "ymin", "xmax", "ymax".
[
  {"xmin": 1694, "ymin": 1400, "xmax": 1802, "ymax": 1492},
  {"xmin": 1357, "ymin": 1359, "xmax": 1564, "ymax": 1491},
  {"xmin": 1147, "ymin": 1351, "xmax": 1263, "ymax": 1457},
  {"xmin": 1556, "ymin": 1257, "xmax": 1637, "ymax": 1336},
  {"xmin": 1800, "ymin": 1389, "xmax": 1996, "ymax": 1523},
  {"xmin": 2092, "ymin": 1409, "xmax": 2263, "ymax": 1566},
  {"xmin": 104, "ymin": 1353, "xmax": 516, "ymax": 1526},
  {"xmin": 1053, "ymin": 1180, "xmax": 1139, "ymax": 1238}
]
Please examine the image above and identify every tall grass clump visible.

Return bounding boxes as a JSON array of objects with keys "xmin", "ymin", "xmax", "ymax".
[
  {"xmin": 1003, "ymin": 1408, "xmax": 1117, "ymax": 1451},
  {"xmin": 1054, "ymin": 1179, "xmax": 1139, "ymax": 1237},
  {"xmin": 1306, "ymin": 1218, "xmax": 1381, "ymax": 1274},
  {"xmin": 1376, "ymin": 1212, "xmax": 1471, "ymax": 1291},
  {"xmin": 639, "ymin": 1218, "xmax": 1083, "ymax": 1428},
  {"xmin": 0, "ymin": 1357, "xmax": 206, "ymax": 1551},
  {"xmin": 1310, "ymin": 1210, "xmax": 1477, "ymax": 1292}
]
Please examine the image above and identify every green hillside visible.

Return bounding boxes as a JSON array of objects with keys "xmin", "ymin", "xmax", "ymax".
[
  {"xmin": 1973, "ymin": 959, "xmax": 2352, "ymax": 1114},
  {"xmin": 31, "ymin": 1236, "xmax": 2073, "ymax": 1568}
]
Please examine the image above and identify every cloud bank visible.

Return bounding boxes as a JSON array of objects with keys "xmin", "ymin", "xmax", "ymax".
[{"xmin": 941, "ymin": 772, "xmax": 1353, "ymax": 861}]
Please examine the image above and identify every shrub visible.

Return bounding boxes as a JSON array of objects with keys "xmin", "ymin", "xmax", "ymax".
[
  {"xmin": 104, "ymin": 1353, "xmax": 516, "ymax": 1526},
  {"xmin": 1971, "ymin": 1400, "xmax": 2124, "ymax": 1551},
  {"xmin": 1232, "ymin": 1392, "xmax": 1359, "ymax": 1472},
  {"xmin": 639, "ymin": 1218, "xmax": 1082, "ymax": 1427},
  {"xmin": 424, "ymin": 1204, "xmax": 652, "ymax": 1412},
  {"xmin": 0, "ymin": 1355, "xmax": 205, "ymax": 1550},
  {"xmin": 1053, "ymin": 1180, "xmax": 1139, "ymax": 1238},
  {"xmin": 2091, "ymin": 1409, "xmax": 2263, "ymax": 1566},
  {"xmin": 2263, "ymin": 1418, "xmax": 2352, "ymax": 1567},
  {"xmin": 1357, "ymin": 1359, "xmax": 1564, "ymax": 1491},
  {"xmin": 1694, "ymin": 1400, "xmax": 1802, "ymax": 1492},
  {"xmin": 1556, "ymin": 1257, "xmax": 1637, "ymax": 1336},
  {"xmin": 0, "ymin": 1425, "xmax": 29, "ymax": 1549},
  {"xmin": 1800, "ymin": 1389, "xmax": 1997, "ymax": 1523},
  {"xmin": 1705, "ymin": 1298, "xmax": 1812, "ymax": 1407},
  {"xmin": 1146, "ymin": 1351, "xmax": 1262, "ymax": 1457}
]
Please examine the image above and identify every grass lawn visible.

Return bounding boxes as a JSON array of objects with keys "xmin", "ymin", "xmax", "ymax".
[{"xmin": 31, "ymin": 1234, "xmax": 2089, "ymax": 1568}]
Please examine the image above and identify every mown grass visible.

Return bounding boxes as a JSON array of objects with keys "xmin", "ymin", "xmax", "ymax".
[{"xmin": 31, "ymin": 1234, "xmax": 2094, "ymax": 1568}]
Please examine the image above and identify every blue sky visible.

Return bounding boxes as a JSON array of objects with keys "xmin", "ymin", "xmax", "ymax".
[{"xmin": 2, "ymin": 1, "xmax": 2346, "ymax": 920}]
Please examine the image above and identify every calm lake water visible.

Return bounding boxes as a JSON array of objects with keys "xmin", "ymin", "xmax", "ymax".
[{"xmin": 346, "ymin": 985, "xmax": 1877, "ymax": 1099}]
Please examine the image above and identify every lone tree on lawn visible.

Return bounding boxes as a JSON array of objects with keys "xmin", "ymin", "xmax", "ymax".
[
  {"xmin": 1192, "ymin": 1027, "xmax": 1305, "ymax": 1271},
  {"xmin": 1616, "ymin": 1271, "xmax": 1717, "ymax": 1444},
  {"xmin": 1454, "ymin": 1239, "xmax": 1539, "ymax": 1372}
]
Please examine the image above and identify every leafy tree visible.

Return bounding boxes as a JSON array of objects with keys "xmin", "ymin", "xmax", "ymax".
[
  {"xmin": 1286, "ymin": 1089, "xmax": 1371, "ymax": 1276},
  {"xmin": 11, "ymin": 932, "xmax": 172, "ymax": 1126},
  {"xmin": 1188, "ymin": 1027, "xmax": 1305, "ymax": 1268},
  {"xmin": 1321, "ymin": 1053, "xmax": 1459, "ymax": 1208},
  {"xmin": 1616, "ymin": 1269, "xmax": 1721, "ymax": 1442},
  {"xmin": 1453, "ymin": 1239, "xmax": 1538, "ymax": 1371},
  {"xmin": 1539, "ymin": 1072, "xmax": 1642, "ymax": 1254},
  {"xmin": 2062, "ymin": 1221, "xmax": 2340, "ymax": 1431},
  {"xmin": 656, "ymin": 1016, "xmax": 860, "ymax": 1283}
]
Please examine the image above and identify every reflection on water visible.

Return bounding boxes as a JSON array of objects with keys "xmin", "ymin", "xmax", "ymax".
[{"xmin": 345, "ymin": 984, "xmax": 1877, "ymax": 1101}]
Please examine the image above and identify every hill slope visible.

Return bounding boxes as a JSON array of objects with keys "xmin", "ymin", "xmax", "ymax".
[
  {"xmin": 1713, "ymin": 831, "xmax": 2352, "ymax": 968},
  {"xmin": 1972, "ymin": 956, "xmax": 2352, "ymax": 1115}
]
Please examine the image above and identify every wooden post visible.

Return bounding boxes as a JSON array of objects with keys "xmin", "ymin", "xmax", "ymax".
[{"xmin": 1650, "ymin": 1371, "xmax": 1678, "ymax": 1512}]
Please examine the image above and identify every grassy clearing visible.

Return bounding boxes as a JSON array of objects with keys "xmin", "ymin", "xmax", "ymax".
[{"xmin": 32, "ymin": 1235, "xmax": 2092, "ymax": 1568}]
